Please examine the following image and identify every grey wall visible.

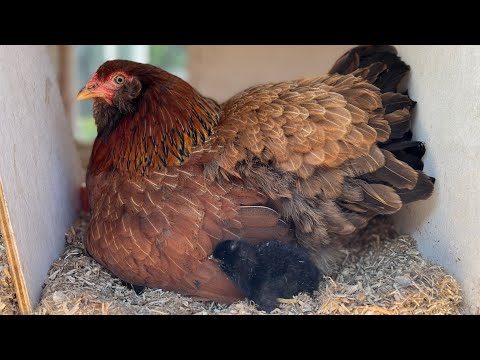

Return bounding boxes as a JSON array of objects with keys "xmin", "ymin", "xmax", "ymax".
[
  {"xmin": 0, "ymin": 46, "xmax": 82, "ymax": 311},
  {"xmin": 395, "ymin": 45, "xmax": 480, "ymax": 314}
]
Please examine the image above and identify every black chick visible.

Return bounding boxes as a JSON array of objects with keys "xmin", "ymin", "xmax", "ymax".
[
  {"xmin": 212, "ymin": 240, "xmax": 321, "ymax": 312},
  {"xmin": 120, "ymin": 280, "xmax": 146, "ymax": 295}
]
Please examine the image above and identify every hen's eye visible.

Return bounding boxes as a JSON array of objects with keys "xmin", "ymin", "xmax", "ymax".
[{"xmin": 113, "ymin": 75, "xmax": 125, "ymax": 84}]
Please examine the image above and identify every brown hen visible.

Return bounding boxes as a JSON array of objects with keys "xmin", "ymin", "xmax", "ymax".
[{"xmin": 77, "ymin": 45, "xmax": 434, "ymax": 303}]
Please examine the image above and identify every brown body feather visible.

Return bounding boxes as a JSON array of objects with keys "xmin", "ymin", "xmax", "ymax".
[{"xmin": 84, "ymin": 46, "xmax": 434, "ymax": 303}]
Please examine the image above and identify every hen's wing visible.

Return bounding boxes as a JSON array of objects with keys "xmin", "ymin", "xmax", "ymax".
[{"xmin": 209, "ymin": 73, "xmax": 381, "ymax": 176}]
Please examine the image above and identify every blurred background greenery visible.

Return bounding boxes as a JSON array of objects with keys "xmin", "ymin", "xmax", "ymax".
[{"xmin": 74, "ymin": 45, "xmax": 187, "ymax": 144}]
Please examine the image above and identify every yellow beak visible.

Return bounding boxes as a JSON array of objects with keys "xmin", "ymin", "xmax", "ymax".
[{"xmin": 76, "ymin": 87, "xmax": 103, "ymax": 101}]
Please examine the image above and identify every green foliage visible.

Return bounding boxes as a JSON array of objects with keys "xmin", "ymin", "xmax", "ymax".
[
  {"xmin": 150, "ymin": 45, "xmax": 187, "ymax": 70},
  {"xmin": 74, "ymin": 116, "xmax": 97, "ymax": 145}
]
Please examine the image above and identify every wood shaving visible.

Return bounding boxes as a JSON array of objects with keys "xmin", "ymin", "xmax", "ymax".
[
  {"xmin": 34, "ymin": 215, "xmax": 462, "ymax": 315},
  {"xmin": 0, "ymin": 232, "xmax": 19, "ymax": 315}
]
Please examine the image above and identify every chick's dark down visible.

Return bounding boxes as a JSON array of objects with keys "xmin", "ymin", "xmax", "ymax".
[{"xmin": 213, "ymin": 240, "xmax": 320, "ymax": 312}]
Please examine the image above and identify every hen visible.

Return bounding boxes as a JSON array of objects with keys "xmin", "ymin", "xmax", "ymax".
[{"xmin": 77, "ymin": 45, "xmax": 434, "ymax": 303}]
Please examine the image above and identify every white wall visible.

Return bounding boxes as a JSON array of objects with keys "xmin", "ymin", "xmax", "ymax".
[
  {"xmin": 0, "ymin": 46, "xmax": 81, "ymax": 312},
  {"xmin": 188, "ymin": 45, "xmax": 354, "ymax": 102},
  {"xmin": 394, "ymin": 45, "xmax": 480, "ymax": 314}
]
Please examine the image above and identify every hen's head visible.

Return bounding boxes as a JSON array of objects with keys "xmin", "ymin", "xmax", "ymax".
[
  {"xmin": 77, "ymin": 60, "xmax": 165, "ymax": 113},
  {"xmin": 78, "ymin": 60, "xmax": 220, "ymax": 174}
]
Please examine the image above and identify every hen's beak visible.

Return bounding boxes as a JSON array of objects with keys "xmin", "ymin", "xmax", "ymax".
[{"xmin": 76, "ymin": 86, "xmax": 102, "ymax": 101}]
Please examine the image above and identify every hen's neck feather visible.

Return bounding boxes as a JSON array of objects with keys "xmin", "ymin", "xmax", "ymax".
[{"xmin": 88, "ymin": 75, "xmax": 220, "ymax": 176}]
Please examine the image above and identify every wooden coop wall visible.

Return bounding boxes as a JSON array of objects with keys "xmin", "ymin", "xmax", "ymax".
[
  {"xmin": 394, "ymin": 45, "xmax": 480, "ymax": 314},
  {"xmin": 0, "ymin": 45, "xmax": 82, "ymax": 313}
]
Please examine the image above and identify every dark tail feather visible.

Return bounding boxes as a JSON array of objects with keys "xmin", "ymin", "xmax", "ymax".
[
  {"xmin": 381, "ymin": 92, "xmax": 414, "ymax": 139},
  {"xmin": 330, "ymin": 45, "xmax": 435, "ymax": 207},
  {"xmin": 329, "ymin": 45, "xmax": 410, "ymax": 93},
  {"xmin": 397, "ymin": 171, "xmax": 435, "ymax": 203},
  {"xmin": 330, "ymin": 46, "xmax": 416, "ymax": 140},
  {"xmin": 362, "ymin": 149, "xmax": 419, "ymax": 190},
  {"xmin": 382, "ymin": 141, "xmax": 426, "ymax": 170},
  {"xmin": 379, "ymin": 141, "xmax": 435, "ymax": 201}
]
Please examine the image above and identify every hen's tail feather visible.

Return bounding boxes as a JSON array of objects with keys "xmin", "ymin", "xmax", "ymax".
[
  {"xmin": 396, "ymin": 171, "xmax": 435, "ymax": 203},
  {"xmin": 350, "ymin": 62, "xmax": 387, "ymax": 84},
  {"xmin": 329, "ymin": 46, "xmax": 396, "ymax": 75},
  {"xmin": 330, "ymin": 45, "xmax": 434, "ymax": 206},
  {"xmin": 382, "ymin": 92, "xmax": 415, "ymax": 114},
  {"xmin": 362, "ymin": 149, "xmax": 419, "ymax": 190},
  {"xmin": 381, "ymin": 92, "xmax": 414, "ymax": 139},
  {"xmin": 329, "ymin": 45, "xmax": 410, "ymax": 93},
  {"xmin": 382, "ymin": 141, "xmax": 426, "ymax": 171},
  {"xmin": 331, "ymin": 47, "xmax": 415, "ymax": 141}
]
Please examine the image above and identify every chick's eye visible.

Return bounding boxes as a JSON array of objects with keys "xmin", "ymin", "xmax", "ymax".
[{"xmin": 113, "ymin": 75, "xmax": 125, "ymax": 84}]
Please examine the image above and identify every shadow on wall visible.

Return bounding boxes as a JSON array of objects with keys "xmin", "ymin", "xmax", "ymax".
[
  {"xmin": 396, "ymin": 191, "xmax": 439, "ymax": 238},
  {"xmin": 395, "ymin": 96, "xmax": 439, "ymax": 234}
]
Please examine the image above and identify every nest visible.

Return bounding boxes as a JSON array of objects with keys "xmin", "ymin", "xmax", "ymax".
[
  {"xmin": 35, "ymin": 215, "xmax": 461, "ymax": 315},
  {"xmin": 0, "ymin": 232, "xmax": 19, "ymax": 315}
]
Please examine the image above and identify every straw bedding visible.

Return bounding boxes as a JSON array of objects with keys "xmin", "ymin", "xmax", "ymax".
[
  {"xmin": 33, "ymin": 214, "xmax": 461, "ymax": 315},
  {"xmin": 0, "ymin": 232, "xmax": 19, "ymax": 315}
]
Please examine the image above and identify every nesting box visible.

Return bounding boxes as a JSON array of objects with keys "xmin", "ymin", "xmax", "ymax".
[{"xmin": 0, "ymin": 45, "xmax": 478, "ymax": 314}]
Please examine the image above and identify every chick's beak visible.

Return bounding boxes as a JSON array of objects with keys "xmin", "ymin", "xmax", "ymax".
[
  {"xmin": 76, "ymin": 83, "xmax": 102, "ymax": 101},
  {"xmin": 209, "ymin": 256, "xmax": 224, "ymax": 266}
]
